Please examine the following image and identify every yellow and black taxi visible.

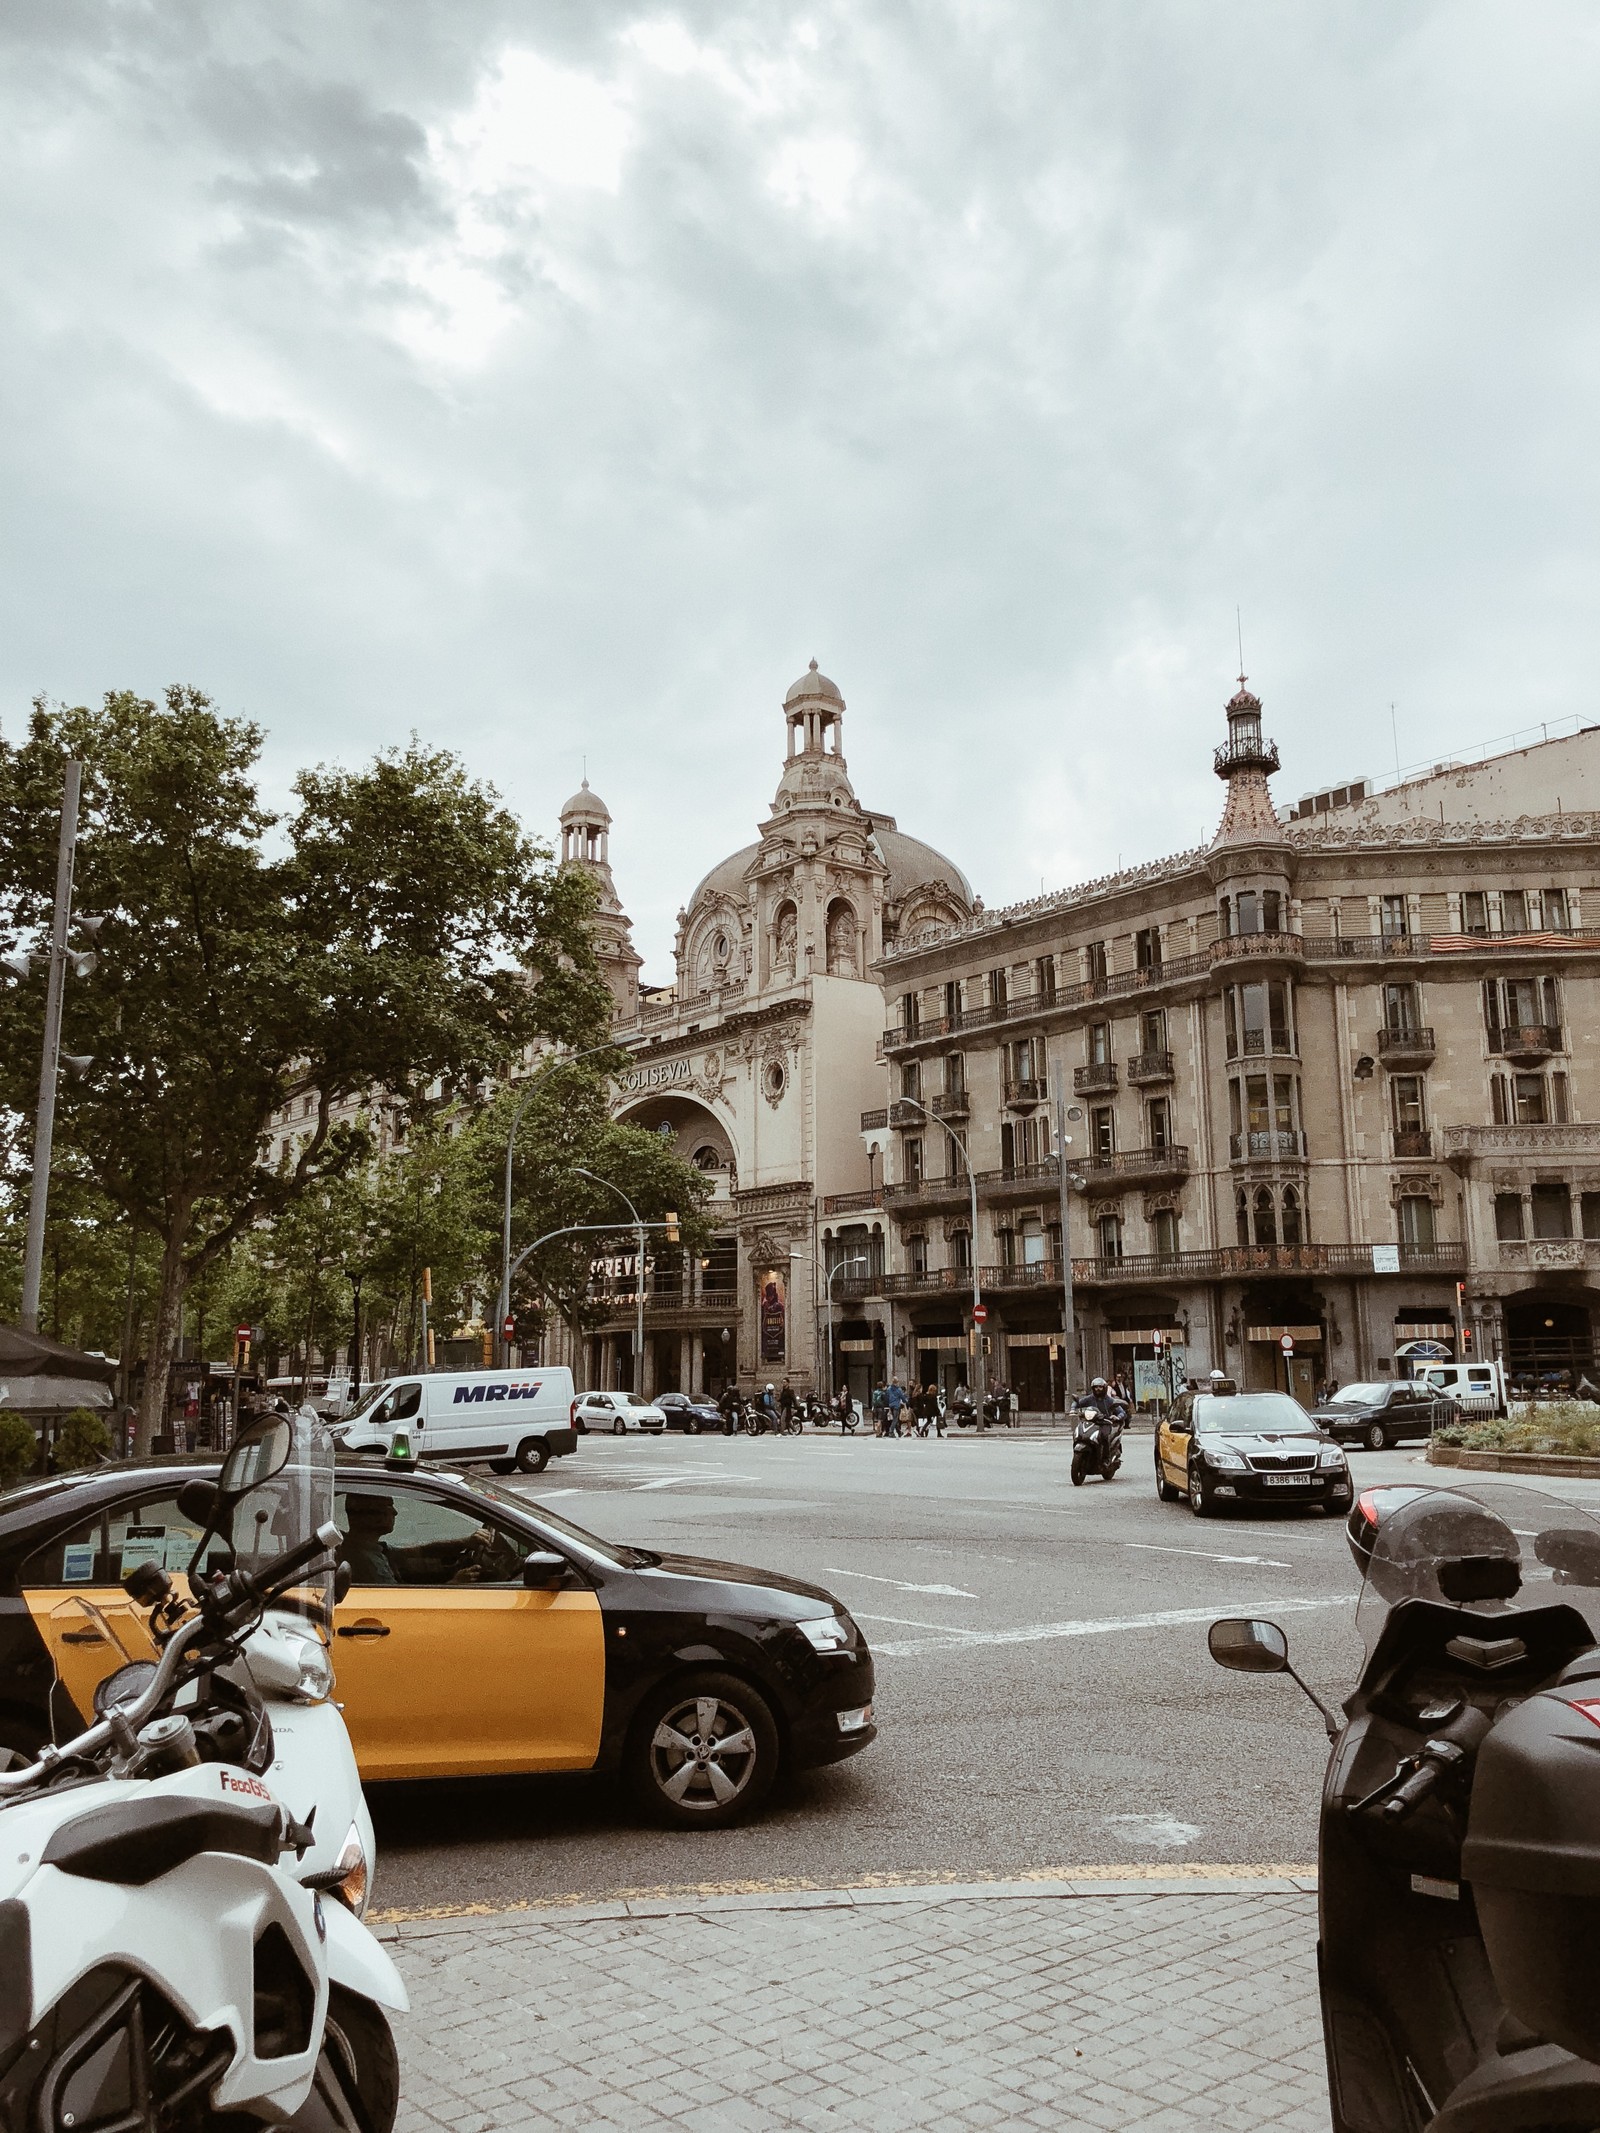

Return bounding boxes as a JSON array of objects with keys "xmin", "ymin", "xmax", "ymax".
[
  {"xmin": 0, "ymin": 1459, "xmax": 876, "ymax": 1827},
  {"xmin": 1154, "ymin": 1389, "xmax": 1353, "ymax": 1517}
]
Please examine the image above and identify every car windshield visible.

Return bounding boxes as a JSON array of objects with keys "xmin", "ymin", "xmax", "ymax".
[
  {"xmin": 1325, "ymin": 1383, "xmax": 1389, "ymax": 1407},
  {"xmin": 1355, "ymin": 1479, "xmax": 1600, "ymax": 1656},
  {"xmin": 1193, "ymin": 1393, "xmax": 1311, "ymax": 1434},
  {"xmin": 443, "ymin": 1470, "xmax": 654, "ymax": 1569},
  {"xmin": 340, "ymin": 1380, "xmax": 393, "ymax": 1425}
]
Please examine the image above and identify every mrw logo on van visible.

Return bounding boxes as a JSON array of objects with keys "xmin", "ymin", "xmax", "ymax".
[{"xmin": 452, "ymin": 1382, "xmax": 545, "ymax": 1405}]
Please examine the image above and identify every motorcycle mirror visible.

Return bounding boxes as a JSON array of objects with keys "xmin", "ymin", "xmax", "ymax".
[
  {"xmin": 1438, "ymin": 1554, "xmax": 1522, "ymax": 1604},
  {"xmin": 122, "ymin": 1561, "xmax": 172, "ymax": 1607},
  {"xmin": 522, "ymin": 1550, "xmax": 567, "ymax": 1589},
  {"xmin": 218, "ymin": 1416, "xmax": 294, "ymax": 1499},
  {"xmin": 176, "ymin": 1478, "xmax": 219, "ymax": 1528},
  {"xmin": 93, "ymin": 1658, "xmax": 158, "ymax": 1719},
  {"xmin": 1209, "ymin": 1617, "xmax": 1290, "ymax": 1674},
  {"xmin": 1535, "ymin": 1529, "xmax": 1600, "ymax": 1588}
]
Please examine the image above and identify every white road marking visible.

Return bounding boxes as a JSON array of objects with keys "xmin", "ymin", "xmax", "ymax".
[
  {"xmin": 824, "ymin": 1567, "xmax": 978, "ymax": 1599},
  {"xmin": 1125, "ymin": 1544, "xmax": 1291, "ymax": 1568},
  {"xmin": 632, "ymin": 1477, "xmax": 694, "ymax": 1490},
  {"xmin": 533, "ymin": 1488, "xmax": 582, "ymax": 1499},
  {"xmin": 850, "ymin": 1610, "xmax": 993, "ymax": 1635},
  {"xmin": 868, "ymin": 1593, "xmax": 1352, "ymax": 1657}
]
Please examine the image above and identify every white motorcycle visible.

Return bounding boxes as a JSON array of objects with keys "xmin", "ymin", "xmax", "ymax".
[{"xmin": 0, "ymin": 1413, "xmax": 407, "ymax": 2131}]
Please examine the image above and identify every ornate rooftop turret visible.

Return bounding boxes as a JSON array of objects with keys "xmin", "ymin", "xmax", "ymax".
[
  {"xmin": 1212, "ymin": 675, "xmax": 1285, "ymax": 849},
  {"xmin": 558, "ymin": 779, "xmax": 641, "ymax": 1017}
]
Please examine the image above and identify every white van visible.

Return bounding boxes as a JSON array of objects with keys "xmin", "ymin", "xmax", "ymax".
[
  {"xmin": 1413, "ymin": 1361, "xmax": 1507, "ymax": 1419},
  {"xmin": 334, "ymin": 1367, "xmax": 578, "ymax": 1473}
]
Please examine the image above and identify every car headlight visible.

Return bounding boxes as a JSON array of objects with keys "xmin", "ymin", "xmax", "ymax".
[
  {"xmin": 1318, "ymin": 1445, "xmax": 1346, "ymax": 1468},
  {"xmin": 796, "ymin": 1615, "xmax": 854, "ymax": 1654},
  {"xmin": 1204, "ymin": 1447, "xmax": 1248, "ymax": 1471}
]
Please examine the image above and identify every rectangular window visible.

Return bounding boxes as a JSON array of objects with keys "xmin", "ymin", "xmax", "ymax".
[
  {"xmin": 1091, "ymin": 1106, "xmax": 1115, "ymax": 1158},
  {"xmin": 1135, "ymin": 925, "xmax": 1161, "ymax": 971},
  {"xmin": 1381, "ymin": 894, "xmax": 1409, "ymax": 939},
  {"xmin": 1035, "ymin": 954, "xmax": 1056, "ymax": 1002},
  {"xmin": 944, "ymin": 1052, "xmax": 965, "ymax": 1095},
  {"xmin": 1583, "ymin": 1193, "xmax": 1600, "ymax": 1241},
  {"xmin": 1491, "ymin": 1075, "xmax": 1510, "ymax": 1124},
  {"xmin": 1272, "ymin": 1074, "xmax": 1296, "ymax": 1135},
  {"xmin": 1246, "ymin": 1074, "xmax": 1269, "ymax": 1135},
  {"xmin": 1229, "ymin": 1079, "xmax": 1243, "ymax": 1138},
  {"xmin": 1086, "ymin": 940, "xmax": 1108, "ymax": 983},
  {"xmin": 901, "ymin": 990, "xmax": 919, "ymax": 1034},
  {"xmin": 1152, "ymin": 1209, "xmax": 1179, "ymax": 1258},
  {"xmin": 1384, "ymin": 982, "xmax": 1419, "ymax": 1035},
  {"xmin": 1532, "ymin": 1184, "xmax": 1573, "ymax": 1240},
  {"xmin": 951, "ymin": 1229, "xmax": 971, "ymax": 1269},
  {"xmin": 1142, "ymin": 1008, "xmax": 1167, "ymax": 1051},
  {"xmin": 1553, "ymin": 1071, "xmax": 1570, "ymax": 1123},
  {"xmin": 1392, "ymin": 1075, "xmax": 1425, "ymax": 1135},
  {"xmin": 1501, "ymin": 889, "xmax": 1529, "ymax": 934},
  {"xmin": 944, "ymin": 980, "xmax": 962, "ymax": 1022},
  {"xmin": 1494, "ymin": 1193, "xmax": 1525, "ymax": 1241},
  {"xmin": 948, "ymin": 1126, "xmax": 968, "ymax": 1178},
  {"xmin": 1148, "ymin": 1097, "xmax": 1172, "ymax": 1151},
  {"xmin": 909, "ymin": 1233, "xmax": 928, "ymax": 1274},
  {"xmin": 1514, "ymin": 1074, "xmax": 1547, "ymax": 1125},
  {"xmin": 900, "ymin": 1060, "xmax": 921, "ymax": 1099},
  {"xmin": 1224, "ymin": 989, "xmax": 1239, "ymax": 1057},
  {"xmin": 1545, "ymin": 888, "xmax": 1570, "ymax": 932},
  {"xmin": 1461, "ymin": 890, "xmax": 1490, "ymax": 935},
  {"xmin": 905, "ymin": 1137, "xmax": 923, "ymax": 1184},
  {"xmin": 1019, "ymin": 1220, "xmax": 1046, "ymax": 1266},
  {"xmin": 1097, "ymin": 1214, "xmax": 1123, "ymax": 1262},
  {"xmin": 1399, "ymin": 1196, "xmax": 1436, "ymax": 1248},
  {"xmin": 1236, "ymin": 890, "xmax": 1260, "ymax": 934},
  {"xmin": 1087, "ymin": 1022, "xmax": 1110, "ymax": 1066},
  {"xmin": 988, "ymin": 968, "xmax": 1008, "ymax": 1011}
]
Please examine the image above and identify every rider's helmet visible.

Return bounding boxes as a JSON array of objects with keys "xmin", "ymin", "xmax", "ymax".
[{"xmin": 1091, "ymin": 1376, "xmax": 1108, "ymax": 1392}]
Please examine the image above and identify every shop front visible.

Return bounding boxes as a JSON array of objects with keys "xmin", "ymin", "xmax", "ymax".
[{"xmin": 1108, "ymin": 1327, "xmax": 1187, "ymax": 1413}]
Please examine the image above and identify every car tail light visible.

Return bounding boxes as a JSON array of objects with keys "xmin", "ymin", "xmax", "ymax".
[
  {"xmin": 1356, "ymin": 1491, "xmax": 1383, "ymax": 1527},
  {"xmin": 570, "ymin": 1399, "xmax": 579, "ymax": 1424}
]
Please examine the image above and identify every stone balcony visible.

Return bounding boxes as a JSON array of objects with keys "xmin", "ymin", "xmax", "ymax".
[
  {"xmin": 1443, "ymin": 1122, "xmax": 1600, "ymax": 1171},
  {"xmin": 1077, "ymin": 1144, "xmax": 1191, "ymax": 1190},
  {"xmin": 1074, "ymin": 1061, "xmax": 1118, "ymax": 1096},
  {"xmin": 1126, "ymin": 1050, "xmax": 1175, "ymax": 1086},
  {"xmin": 1378, "ymin": 1026, "xmax": 1437, "ymax": 1069}
]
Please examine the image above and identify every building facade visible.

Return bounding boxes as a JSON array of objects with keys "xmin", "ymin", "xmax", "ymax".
[
  {"xmin": 856, "ymin": 684, "xmax": 1600, "ymax": 1408},
  {"xmin": 556, "ymin": 662, "xmax": 973, "ymax": 1396}
]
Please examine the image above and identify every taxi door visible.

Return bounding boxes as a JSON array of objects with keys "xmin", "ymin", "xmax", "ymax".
[
  {"xmin": 1157, "ymin": 1399, "xmax": 1192, "ymax": 1490},
  {"xmin": 21, "ymin": 1487, "xmax": 210, "ymax": 1731},
  {"xmin": 329, "ymin": 1485, "xmax": 605, "ymax": 1782}
]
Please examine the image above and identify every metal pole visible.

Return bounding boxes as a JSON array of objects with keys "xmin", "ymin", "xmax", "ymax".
[
  {"xmin": 21, "ymin": 761, "xmax": 82, "ymax": 1334},
  {"xmin": 903, "ymin": 1099, "xmax": 985, "ymax": 1414},
  {"xmin": 573, "ymin": 1168, "xmax": 647, "ymax": 1398},
  {"xmin": 499, "ymin": 1081, "xmax": 535, "ymax": 1368},
  {"xmin": 1054, "ymin": 1082, "xmax": 1077, "ymax": 1411},
  {"xmin": 825, "ymin": 1256, "xmax": 867, "ymax": 1406}
]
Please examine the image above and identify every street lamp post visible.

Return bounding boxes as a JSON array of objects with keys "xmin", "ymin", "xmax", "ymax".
[
  {"xmin": 898, "ymin": 1097, "xmax": 984, "ymax": 1411},
  {"xmin": 1051, "ymin": 1075, "xmax": 1087, "ymax": 1407},
  {"xmin": 497, "ymin": 1039, "xmax": 624, "ymax": 1368},
  {"xmin": 824, "ymin": 1255, "xmax": 868, "ymax": 1405},
  {"xmin": 346, "ymin": 1269, "xmax": 364, "ymax": 1407},
  {"xmin": 573, "ymin": 1167, "xmax": 649, "ymax": 1398}
]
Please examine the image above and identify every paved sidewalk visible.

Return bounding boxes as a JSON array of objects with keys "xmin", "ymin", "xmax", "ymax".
[{"xmin": 382, "ymin": 1872, "xmax": 1327, "ymax": 2131}]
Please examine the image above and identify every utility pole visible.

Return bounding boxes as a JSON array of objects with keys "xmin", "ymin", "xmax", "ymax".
[{"xmin": 20, "ymin": 763, "xmax": 83, "ymax": 1335}]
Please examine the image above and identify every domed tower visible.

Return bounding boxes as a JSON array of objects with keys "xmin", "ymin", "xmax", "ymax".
[
  {"xmin": 1207, "ymin": 675, "xmax": 1292, "ymax": 935},
  {"xmin": 559, "ymin": 780, "xmax": 641, "ymax": 1020}
]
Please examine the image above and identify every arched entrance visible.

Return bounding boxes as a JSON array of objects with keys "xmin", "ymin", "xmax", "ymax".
[{"xmin": 1504, "ymin": 1291, "xmax": 1594, "ymax": 1387}]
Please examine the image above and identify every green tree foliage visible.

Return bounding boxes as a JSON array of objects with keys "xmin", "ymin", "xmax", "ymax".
[
  {"xmin": 56, "ymin": 1408, "xmax": 113, "ymax": 1470},
  {"xmin": 469, "ymin": 1061, "xmax": 713, "ymax": 1341},
  {"xmin": 0, "ymin": 1413, "xmax": 37, "ymax": 1491},
  {"xmin": 0, "ymin": 690, "xmax": 612, "ymax": 1445}
]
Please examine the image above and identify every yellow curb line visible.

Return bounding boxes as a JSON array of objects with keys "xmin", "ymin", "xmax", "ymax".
[{"xmin": 371, "ymin": 1861, "xmax": 1318, "ymax": 1924}]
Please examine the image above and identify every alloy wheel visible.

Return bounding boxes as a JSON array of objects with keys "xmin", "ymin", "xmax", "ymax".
[{"xmin": 648, "ymin": 1691, "xmax": 761, "ymax": 1814}]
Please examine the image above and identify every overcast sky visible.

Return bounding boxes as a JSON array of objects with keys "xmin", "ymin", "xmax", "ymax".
[{"xmin": 3, "ymin": 3, "xmax": 1597, "ymax": 974}]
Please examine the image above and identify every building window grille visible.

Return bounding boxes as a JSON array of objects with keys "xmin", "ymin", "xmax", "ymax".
[
  {"xmin": 1495, "ymin": 1193, "xmax": 1525, "ymax": 1242},
  {"xmin": 1532, "ymin": 1184, "xmax": 1573, "ymax": 1240}
]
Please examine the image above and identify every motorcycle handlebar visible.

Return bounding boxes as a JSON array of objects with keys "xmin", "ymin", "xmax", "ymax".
[
  {"xmin": 1381, "ymin": 1762, "xmax": 1442, "ymax": 1819},
  {"xmin": 201, "ymin": 1520, "xmax": 342, "ymax": 1625}
]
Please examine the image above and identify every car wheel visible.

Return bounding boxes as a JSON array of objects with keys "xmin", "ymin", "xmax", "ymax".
[
  {"xmin": 488, "ymin": 1458, "xmax": 516, "ymax": 1475},
  {"xmin": 1188, "ymin": 1465, "xmax": 1214, "ymax": 1517},
  {"xmin": 1156, "ymin": 1459, "xmax": 1182, "ymax": 1503},
  {"xmin": 612, "ymin": 1415, "xmax": 626, "ymax": 1435},
  {"xmin": 687, "ymin": 1417, "xmax": 701, "ymax": 1435},
  {"xmin": 626, "ymin": 1671, "xmax": 779, "ymax": 1829},
  {"xmin": 516, "ymin": 1438, "xmax": 550, "ymax": 1474},
  {"xmin": 1365, "ymin": 1422, "xmax": 1388, "ymax": 1451}
]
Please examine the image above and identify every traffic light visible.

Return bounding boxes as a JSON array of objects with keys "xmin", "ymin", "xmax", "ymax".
[
  {"xmin": 664, "ymin": 1209, "xmax": 680, "ymax": 1244},
  {"xmin": 1463, "ymin": 1325, "xmax": 1475, "ymax": 1353}
]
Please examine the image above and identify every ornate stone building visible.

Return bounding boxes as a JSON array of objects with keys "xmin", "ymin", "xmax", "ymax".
[
  {"xmin": 554, "ymin": 662, "xmax": 973, "ymax": 1395},
  {"xmin": 858, "ymin": 684, "xmax": 1600, "ymax": 1408}
]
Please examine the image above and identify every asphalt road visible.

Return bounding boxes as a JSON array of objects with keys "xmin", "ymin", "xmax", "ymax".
[{"xmin": 369, "ymin": 1428, "xmax": 1592, "ymax": 1915}]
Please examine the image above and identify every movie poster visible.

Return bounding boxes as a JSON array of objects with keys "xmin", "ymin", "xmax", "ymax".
[{"xmin": 759, "ymin": 1269, "xmax": 786, "ymax": 1362}]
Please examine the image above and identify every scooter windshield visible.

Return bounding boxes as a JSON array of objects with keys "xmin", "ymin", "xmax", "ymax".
[
  {"xmin": 199, "ymin": 1411, "xmax": 337, "ymax": 1637},
  {"xmin": 1354, "ymin": 1479, "xmax": 1600, "ymax": 1658}
]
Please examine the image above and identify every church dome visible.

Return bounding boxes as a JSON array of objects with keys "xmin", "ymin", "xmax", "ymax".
[
  {"xmin": 560, "ymin": 778, "xmax": 611, "ymax": 826},
  {"xmin": 784, "ymin": 659, "xmax": 844, "ymax": 707}
]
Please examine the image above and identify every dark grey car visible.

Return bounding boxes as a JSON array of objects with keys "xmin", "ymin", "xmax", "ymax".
[{"xmin": 1311, "ymin": 1379, "xmax": 1457, "ymax": 1450}]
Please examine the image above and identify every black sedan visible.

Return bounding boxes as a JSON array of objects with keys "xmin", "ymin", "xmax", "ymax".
[
  {"xmin": 1312, "ymin": 1379, "xmax": 1457, "ymax": 1451},
  {"xmin": 1156, "ymin": 1390, "xmax": 1353, "ymax": 1516},
  {"xmin": 654, "ymin": 1392, "xmax": 727, "ymax": 1435},
  {"xmin": 0, "ymin": 1457, "xmax": 877, "ymax": 1828}
]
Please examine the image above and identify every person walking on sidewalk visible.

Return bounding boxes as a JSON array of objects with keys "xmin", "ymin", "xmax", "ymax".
[
  {"xmin": 882, "ymin": 1379, "xmax": 907, "ymax": 1437},
  {"xmin": 778, "ymin": 1380, "xmax": 795, "ymax": 1432}
]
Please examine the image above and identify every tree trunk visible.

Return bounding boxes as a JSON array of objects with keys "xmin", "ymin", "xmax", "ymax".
[{"xmin": 137, "ymin": 1225, "xmax": 190, "ymax": 1455}]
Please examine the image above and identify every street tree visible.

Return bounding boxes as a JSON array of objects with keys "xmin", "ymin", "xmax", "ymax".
[{"xmin": 0, "ymin": 689, "xmax": 611, "ymax": 1446}]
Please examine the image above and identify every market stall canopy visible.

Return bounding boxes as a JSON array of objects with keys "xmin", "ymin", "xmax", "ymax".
[{"xmin": 0, "ymin": 1323, "xmax": 117, "ymax": 1415}]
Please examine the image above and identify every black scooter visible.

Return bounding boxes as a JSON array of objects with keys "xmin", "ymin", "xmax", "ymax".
[
  {"xmin": 1070, "ymin": 1401, "xmax": 1123, "ymax": 1485},
  {"xmin": 1211, "ymin": 1479, "xmax": 1600, "ymax": 2130}
]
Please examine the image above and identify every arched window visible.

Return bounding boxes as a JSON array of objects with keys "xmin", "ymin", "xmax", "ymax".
[
  {"xmin": 950, "ymin": 1228, "xmax": 972, "ymax": 1270},
  {"xmin": 1253, "ymin": 1186, "xmax": 1277, "ymax": 1246},
  {"xmin": 1281, "ymin": 1185, "xmax": 1302, "ymax": 1245},
  {"xmin": 692, "ymin": 1145, "xmax": 722, "ymax": 1172},
  {"xmin": 1235, "ymin": 1189, "xmax": 1250, "ymax": 1245},
  {"xmin": 1097, "ymin": 1214, "xmax": 1124, "ymax": 1263}
]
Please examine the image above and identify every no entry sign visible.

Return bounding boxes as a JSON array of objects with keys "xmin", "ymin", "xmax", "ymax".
[{"xmin": 972, "ymin": 1304, "xmax": 989, "ymax": 1324}]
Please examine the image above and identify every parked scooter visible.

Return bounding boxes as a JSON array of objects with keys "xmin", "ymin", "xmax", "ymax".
[
  {"xmin": 1070, "ymin": 1399, "xmax": 1124, "ymax": 1485},
  {"xmin": 0, "ymin": 1413, "xmax": 406, "ymax": 2131},
  {"xmin": 1210, "ymin": 1479, "xmax": 1600, "ymax": 2130}
]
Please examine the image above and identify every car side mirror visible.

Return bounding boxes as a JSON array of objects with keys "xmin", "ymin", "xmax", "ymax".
[
  {"xmin": 522, "ymin": 1550, "xmax": 567, "ymax": 1589},
  {"xmin": 1209, "ymin": 1617, "xmax": 1289, "ymax": 1674},
  {"xmin": 1536, "ymin": 1529, "xmax": 1600, "ymax": 1588},
  {"xmin": 1169, "ymin": 1415, "xmax": 1191, "ymax": 1434}
]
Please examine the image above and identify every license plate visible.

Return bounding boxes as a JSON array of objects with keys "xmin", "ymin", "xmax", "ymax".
[{"xmin": 1263, "ymin": 1474, "xmax": 1312, "ymax": 1487}]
